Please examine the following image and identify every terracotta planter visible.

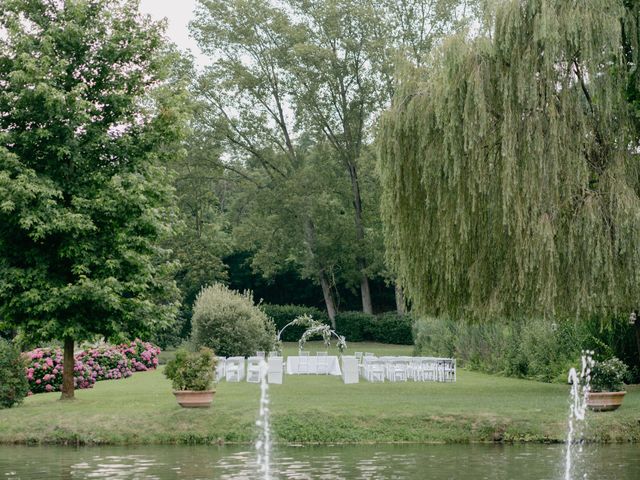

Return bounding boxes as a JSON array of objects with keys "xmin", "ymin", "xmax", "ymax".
[
  {"xmin": 587, "ymin": 391, "xmax": 626, "ymax": 412},
  {"xmin": 173, "ymin": 390, "xmax": 215, "ymax": 408}
]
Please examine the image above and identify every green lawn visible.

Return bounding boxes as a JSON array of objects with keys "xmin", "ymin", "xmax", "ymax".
[{"xmin": 1, "ymin": 342, "xmax": 638, "ymax": 445}]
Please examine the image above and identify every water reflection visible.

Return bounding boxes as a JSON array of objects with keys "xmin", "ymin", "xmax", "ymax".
[{"xmin": 0, "ymin": 444, "xmax": 638, "ymax": 479}]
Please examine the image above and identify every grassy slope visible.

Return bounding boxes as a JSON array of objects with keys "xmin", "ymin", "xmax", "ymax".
[{"xmin": 1, "ymin": 342, "xmax": 638, "ymax": 445}]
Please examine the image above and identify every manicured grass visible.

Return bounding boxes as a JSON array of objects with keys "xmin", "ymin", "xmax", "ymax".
[{"xmin": 1, "ymin": 342, "xmax": 638, "ymax": 445}]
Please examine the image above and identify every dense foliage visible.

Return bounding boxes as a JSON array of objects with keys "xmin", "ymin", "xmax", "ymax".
[
  {"xmin": 190, "ymin": 0, "xmax": 473, "ymax": 319},
  {"xmin": 379, "ymin": 0, "xmax": 640, "ymax": 319},
  {"xmin": 414, "ymin": 316, "xmax": 639, "ymax": 383},
  {"xmin": 24, "ymin": 340, "xmax": 160, "ymax": 395},
  {"xmin": 191, "ymin": 284, "xmax": 277, "ymax": 357},
  {"xmin": 0, "ymin": 0, "xmax": 182, "ymax": 398},
  {"xmin": 0, "ymin": 339, "xmax": 28, "ymax": 409},
  {"xmin": 164, "ymin": 347, "xmax": 217, "ymax": 391}
]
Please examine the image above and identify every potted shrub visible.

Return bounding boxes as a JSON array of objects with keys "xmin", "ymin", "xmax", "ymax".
[
  {"xmin": 587, "ymin": 357, "xmax": 628, "ymax": 411},
  {"xmin": 164, "ymin": 348, "xmax": 217, "ymax": 408}
]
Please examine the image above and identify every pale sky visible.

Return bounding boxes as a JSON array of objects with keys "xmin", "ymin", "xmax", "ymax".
[{"xmin": 138, "ymin": 0, "xmax": 209, "ymax": 67}]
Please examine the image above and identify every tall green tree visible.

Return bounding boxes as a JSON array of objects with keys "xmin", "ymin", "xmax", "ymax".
[
  {"xmin": 0, "ymin": 0, "xmax": 183, "ymax": 399},
  {"xmin": 379, "ymin": 0, "xmax": 640, "ymax": 322},
  {"xmin": 193, "ymin": 0, "xmax": 472, "ymax": 315},
  {"xmin": 192, "ymin": 0, "xmax": 347, "ymax": 322},
  {"xmin": 171, "ymin": 133, "xmax": 230, "ymax": 306},
  {"xmin": 230, "ymin": 142, "xmax": 361, "ymax": 326}
]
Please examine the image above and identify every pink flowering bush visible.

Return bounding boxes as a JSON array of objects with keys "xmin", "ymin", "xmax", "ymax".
[
  {"xmin": 24, "ymin": 348, "xmax": 94, "ymax": 395},
  {"xmin": 118, "ymin": 339, "xmax": 161, "ymax": 371},
  {"xmin": 75, "ymin": 347, "xmax": 133, "ymax": 381},
  {"xmin": 24, "ymin": 340, "xmax": 160, "ymax": 395}
]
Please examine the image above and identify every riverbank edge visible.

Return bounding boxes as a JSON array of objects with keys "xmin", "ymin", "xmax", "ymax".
[{"xmin": 1, "ymin": 414, "xmax": 637, "ymax": 446}]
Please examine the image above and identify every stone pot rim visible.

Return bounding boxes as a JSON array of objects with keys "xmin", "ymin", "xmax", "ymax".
[
  {"xmin": 588, "ymin": 390, "xmax": 626, "ymax": 395},
  {"xmin": 172, "ymin": 389, "xmax": 216, "ymax": 394}
]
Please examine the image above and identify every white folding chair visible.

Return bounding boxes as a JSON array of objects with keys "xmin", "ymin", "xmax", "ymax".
[
  {"xmin": 367, "ymin": 360, "xmax": 385, "ymax": 382},
  {"xmin": 298, "ymin": 354, "xmax": 310, "ymax": 374},
  {"xmin": 407, "ymin": 358, "xmax": 421, "ymax": 381},
  {"xmin": 316, "ymin": 355, "xmax": 329, "ymax": 375},
  {"xmin": 389, "ymin": 360, "xmax": 408, "ymax": 382},
  {"xmin": 341, "ymin": 356, "xmax": 359, "ymax": 384},
  {"xmin": 267, "ymin": 356, "xmax": 283, "ymax": 384},
  {"xmin": 225, "ymin": 358, "xmax": 241, "ymax": 382},
  {"xmin": 215, "ymin": 357, "xmax": 226, "ymax": 382},
  {"xmin": 354, "ymin": 352, "xmax": 364, "ymax": 375},
  {"xmin": 436, "ymin": 360, "xmax": 446, "ymax": 382},
  {"xmin": 420, "ymin": 359, "xmax": 436, "ymax": 382},
  {"xmin": 247, "ymin": 357, "xmax": 262, "ymax": 383},
  {"xmin": 444, "ymin": 359, "xmax": 456, "ymax": 382}
]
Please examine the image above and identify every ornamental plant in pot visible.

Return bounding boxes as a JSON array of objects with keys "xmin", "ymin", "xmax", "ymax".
[
  {"xmin": 587, "ymin": 357, "xmax": 628, "ymax": 412},
  {"xmin": 164, "ymin": 348, "xmax": 217, "ymax": 408}
]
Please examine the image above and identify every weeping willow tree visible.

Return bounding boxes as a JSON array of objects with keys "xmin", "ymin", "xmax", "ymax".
[{"xmin": 378, "ymin": 0, "xmax": 640, "ymax": 320}]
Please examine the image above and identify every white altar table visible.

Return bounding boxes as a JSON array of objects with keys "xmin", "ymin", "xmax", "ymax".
[{"xmin": 286, "ymin": 356, "xmax": 341, "ymax": 375}]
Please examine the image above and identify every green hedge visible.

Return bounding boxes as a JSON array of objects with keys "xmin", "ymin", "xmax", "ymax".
[
  {"xmin": 263, "ymin": 305, "xmax": 413, "ymax": 345},
  {"xmin": 372, "ymin": 312, "xmax": 414, "ymax": 345}
]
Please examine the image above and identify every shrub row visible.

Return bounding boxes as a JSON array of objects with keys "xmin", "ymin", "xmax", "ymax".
[
  {"xmin": 24, "ymin": 340, "xmax": 160, "ymax": 395},
  {"xmin": 263, "ymin": 304, "xmax": 413, "ymax": 345},
  {"xmin": 414, "ymin": 316, "xmax": 639, "ymax": 383}
]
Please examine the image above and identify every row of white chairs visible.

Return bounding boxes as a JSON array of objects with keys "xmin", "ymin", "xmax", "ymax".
[
  {"xmin": 358, "ymin": 355, "xmax": 456, "ymax": 383},
  {"xmin": 216, "ymin": 356, "xmax": 283, "ymax": 383}
]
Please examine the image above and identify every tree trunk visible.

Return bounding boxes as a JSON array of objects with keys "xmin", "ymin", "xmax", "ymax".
[
  {"xmin": 60, "ymin": 336, "xmax": 74, "ymax": 400},
  {"xmin": 320, "ymin": 271, "xmax": 337, "ymax": 329},
  {"xmin": 347, "ymin": 163, "xmax": 373, "ymax": 314},
  {"xmin": 395, "ymin": 282, "xmax": 406, "ymax": 316},
  {"xmin": 360, "ymin": 270, "xmax": 373, "ymax": 314},
  {"xmin": 635, "ymin": 313, "xmax": 640, "ymax": 368},
  {"xmin": 304, "ymin": 217, "xmax": 338, "ymax": 327}
]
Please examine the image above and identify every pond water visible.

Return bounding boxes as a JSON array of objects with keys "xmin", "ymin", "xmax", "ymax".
[{"xmin": 0, "ymin": 443, "xmax": 638, "ymax": 479}]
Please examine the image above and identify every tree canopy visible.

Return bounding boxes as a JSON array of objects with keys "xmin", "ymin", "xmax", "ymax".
[
  {"xmin": 379, "ymin": 0, "xmax": 640, "ymax": 319},
  {"xmin": 191, "ymin": 0, "xmax": 473, "ymax": 319},
  {"xmin": 0, "ymin": 0, "xmax": 183, "ymax": 397}
]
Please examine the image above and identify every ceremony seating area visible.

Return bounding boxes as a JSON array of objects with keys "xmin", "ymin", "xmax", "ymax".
[
  {"xmin": 356, "ymin": 355, "xmax": 456, "ymax": 383},
  {"xmin": 213, "ymin": 351, "xmax": 456, "ymax": 385}
]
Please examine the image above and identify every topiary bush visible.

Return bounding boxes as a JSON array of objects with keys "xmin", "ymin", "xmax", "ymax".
[
  {"xmin": 192, "ymin": 284, "xmax": 277, "ymax": 357},
  {"xmin": 591, "ymin": 357, "xmax": 629, "ymax": 392},
  {"xmin": 0, "ymin": 339, "xmax": 29, "ymax": 408},
  {"xmin": 262, "ymin": 304, "xmax": 329, "ymax": 341},
  {"xmin": 164, "ymin": 348, "xmax": 217, "ymax": 391}
]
